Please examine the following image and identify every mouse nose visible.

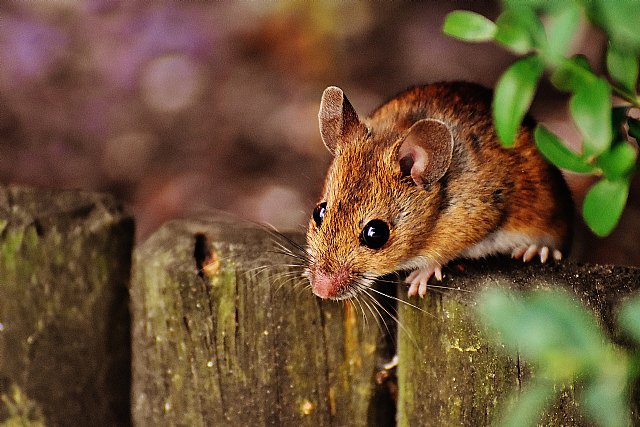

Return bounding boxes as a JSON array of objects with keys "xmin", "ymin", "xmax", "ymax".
[{"xmin": 311, "ymin": 267, "xmax": 351, "ymax": 299}]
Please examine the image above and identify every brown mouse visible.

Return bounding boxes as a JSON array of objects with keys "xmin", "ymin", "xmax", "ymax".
[{"xmin": 305, "ymin": 82, "xmax": 573, "ymax": 299}]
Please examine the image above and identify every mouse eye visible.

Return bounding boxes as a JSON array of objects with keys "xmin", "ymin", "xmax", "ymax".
[
  {"xmin": 360, "ymin": 219, "xmax": 390, "ymax": 249},
  {"xmin": 313, "ymin": 202, "xmax": 327, "ymax": 226}
]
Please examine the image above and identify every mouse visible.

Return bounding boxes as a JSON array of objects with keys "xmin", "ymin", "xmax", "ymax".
[{"xmin": 305, "ymin": 82, "xmax": 573, "ymax": 299}]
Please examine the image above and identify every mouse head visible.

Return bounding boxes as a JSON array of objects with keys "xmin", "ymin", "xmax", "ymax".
[{"xmin": 306, "ymin": 86, "xmax": 454, "ymax": 300}]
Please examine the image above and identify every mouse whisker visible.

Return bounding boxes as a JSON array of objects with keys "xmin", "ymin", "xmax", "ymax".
[
  {"xmin": 273, "ymin": 272, "xmax": 306, "ymax": 293},
  {"xmin": 243, "ymin": 264, "xmax": 275, "ymax": 276},
  {"xmin": 349, "ymin": 297, "xmax": 369, "ymax": 328},
  {"xmin": 365, "ymin": 285, "xmax": 432, "ymax": 316},
  {"xmin": 267, "ymin": 247, "xmax": 308, "ymax": 263},
  {"xmin": 296, "ymin": 282, "xmax": 313, "ymax": 298},
  {"xmin": 264, "ymin": 228, "xmax": 309, "ymax": 256},
  {"xmin": 360, "ymin": 286, "xmax": 418, "ymax": 348},
  {"xmin": 425, "ymin": 283, "xmax": 474, "ymax": 293},
  {"xmin": 361, "ymin": 294, "xmax": 390, "ymax": 335},
  {"xmin": 356, "ymin": 287, "xmax": 393, "ymax": 338},
  {"xmin": 370, "ymin": 274, "xmax": 474, "ymax": 295}
]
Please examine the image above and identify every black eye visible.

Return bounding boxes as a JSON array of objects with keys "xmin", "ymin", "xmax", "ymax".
[
  {"xmin": 360, "ymin": 220, "xmax": 390, "ymax": 249},
  {"xmin": 313, "ymin": 202, "xmax": 327, "ymax": 226}
]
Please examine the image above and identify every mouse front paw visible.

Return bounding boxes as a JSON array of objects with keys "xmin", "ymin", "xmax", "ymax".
[
  {"xmin": 405, "ymin": 263, "xmax": 443, "ymax": 298},
  {"xmin": 512, "ymin": 245, "xmax": 562, "ymax": 263}
]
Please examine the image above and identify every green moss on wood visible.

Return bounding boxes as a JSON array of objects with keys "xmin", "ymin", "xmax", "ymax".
[
  {"xmin": 0, "ymin": 185, "xmax": 133, "ymax": 426},
  {"xmin": 131, "ymin": 217, "xmax": 384, "ymax": 426},
  {"xmin": 1, "ymin": 384, "xmax": 45, "ymax": 427},
  {"xmin": 397, "ymin": 259, "xmax": 640, "ymax": 426}
]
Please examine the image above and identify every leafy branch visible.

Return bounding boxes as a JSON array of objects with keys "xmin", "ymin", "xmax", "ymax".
[
  {"xmin": 477, "ymin": 287, "xmax": 640, "ymax": 427},
  {"xmin": 443, "ymin": 0, "xmax": 640, "ymax": 236}
]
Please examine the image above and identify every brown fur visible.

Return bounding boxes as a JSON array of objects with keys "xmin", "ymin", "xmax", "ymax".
[{"xmin": 306, "ymin": 82, "xmax": 573, "ymax": 299}]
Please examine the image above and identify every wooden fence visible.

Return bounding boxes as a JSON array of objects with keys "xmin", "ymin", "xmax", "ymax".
[{"xmin": 1, "ymin": 185, "xmax": 639, "ymax": 426}]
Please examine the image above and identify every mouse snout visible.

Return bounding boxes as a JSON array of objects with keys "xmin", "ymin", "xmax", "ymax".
[{"xmin": 310, "ymin": 267, "xmax": 351, "ymax": 299}]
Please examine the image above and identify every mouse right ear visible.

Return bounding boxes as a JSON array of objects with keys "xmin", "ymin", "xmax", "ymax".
[
  {"xmin": 318, "ymin": 86, "xmax": 367, "ymax": 156},
  {"xmin": 397, "ymin": 119, "xmax": 454, "ymax": 188}
]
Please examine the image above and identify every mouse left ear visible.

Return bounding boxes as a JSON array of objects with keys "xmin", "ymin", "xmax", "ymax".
[
  {"xmin": 397, "ymin": 119, "xmax": 454, "ymax": 188},
  {"xmin": 318, "ymin": 86, "xmax": 367, "ymax": 156}
]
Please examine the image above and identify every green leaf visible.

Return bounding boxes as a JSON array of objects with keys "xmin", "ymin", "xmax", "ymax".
[
  {"xmin": 597, "ymin": 142, "xmax": 637, "ymax": 180},
  {"xmin": 606, "ymin": 45, "xmax": 639, "ymax": 94},
  {"xmin": 501, "ymin": 0, "xmax": 567, "ymax": 13},
  {"xmin": 497, "ymin": 380, "xmax": 554, "ymax": 427},
  {"xmin": 476, "ymin": 288, "xmax": 526, "ymax": 352},
  {"xmin": 545, "ymin": 4, "xmax": 581, "ymax": 61},
  {"xmin": 534, "ymin": 126, "xmax": 596, "ymax": 173},
  {"xmin": 585, "ymin": 0, "xmax": 640, "ymax": 53},
  {"xmin": 582, "ymin": 177, "xmax": 630, "ymax": 236},
  {"xmin": 582, "ymin": 366, "xmax": 630, "ymax": 427},
  {"xmin": 477, "ymin": 288, "xmax": 606, "ymax": 376},
  {"xmin": 493, "ymin": 55, "xmax": 544, "ymax": 147},
  {"xmin": 443, "ymin": 11, "xmax": 497, "ymax": 41},
  {"xmin": 550, "ymin": 55, "xmax": 594, "ymax": 92},
  {"xmin": 569, "ymin": 78, "xmax": 612, "ymax": 156},
  {"xmin": 494, "ymin": 9, "xmax": 545, "ymax": 54},
  {"xmin": 618, "ymin": 295, "xmax": 640, "ymax": 344},
  {"xmin": 523, "ymin": 291, "xmax": 606, "ymax": 366}
]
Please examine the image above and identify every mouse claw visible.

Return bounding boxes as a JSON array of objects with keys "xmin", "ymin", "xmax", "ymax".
[
  {"xmin": 553, "ymin": 249, "xmax": 563, "ymax": 261},
  {"xmin": 407, "ymin": 282, "xmax": 419, "ymax": 297},
  {"xmin": 405, "ymin": 263, "xmax": 443, "ymax": 298},
  {"xmin": 418, "ymin": 281, "xmax": 428, "ymax": 298},
  {"xmin": 512, "ymin": 247, "xmax": 527, "ymax": 259},
  {"xmin": 522, "ymin": 245, "xmax": 539, "ymax": 262},
  {"xmin": 513, "ymin": 244, "xmax": 562, "ymax": 264},
  {"xmin": 539, "ymin": 246, "xmax": 549, "ymax": 263}
]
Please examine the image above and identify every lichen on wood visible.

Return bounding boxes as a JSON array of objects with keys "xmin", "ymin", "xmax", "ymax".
[
  {"xmin": 0, "ymin": 185, "xmax": 134, "ymax": 426},
  {"xmin": 131, "ymin": 216, "xmax": 388, "ymax": 426},
  {"xmin": 397, "ymin": 258, "xmax": 640, "ymax": 426}
]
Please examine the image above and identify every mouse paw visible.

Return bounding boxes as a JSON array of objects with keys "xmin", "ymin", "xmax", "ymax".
[
  {"xmin": 512, "ymin": 245, "xmax": 562, "ymax": 263},
  {"xmin": 405, "ymin": 263, "xmax": 443, "ymax": 298}
]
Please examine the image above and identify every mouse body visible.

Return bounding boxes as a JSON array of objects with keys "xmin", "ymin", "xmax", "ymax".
[{"xmin": 306, "ymin": 82, "xmax": 573, "ymax": 299}]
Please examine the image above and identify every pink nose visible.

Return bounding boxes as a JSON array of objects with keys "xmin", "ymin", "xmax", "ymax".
[{"xmin": 311, "ymin": 268, "xmax": 350, "ymax": 299}]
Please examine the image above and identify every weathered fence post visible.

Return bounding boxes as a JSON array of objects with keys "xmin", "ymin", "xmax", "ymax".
[
  {"xmin": 131, "ymin": 216, "xmax": 392, "ymax": 426},
  {"xmin": 0, "ymin": 185, "xmax": 134, "ymax": 426},
  {"xmin": 5, "ymin": 186, "xmax": 637, "ymax": 426},
  {"xmin": 397, "ymin": 259, "xmax": 640, "ymax": 426}
]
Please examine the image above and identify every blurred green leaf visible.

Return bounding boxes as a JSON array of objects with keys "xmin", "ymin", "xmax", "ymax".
[
  {"xmin": 606, "ymin": 45, "xmax": 639, "ymax": 94},
  {"xmin": 477, "ymin": 288, "xmax": 606, "ymax": 378},
  {"xmin": 582, "ymin": 177, "xmax": 630, "ymax": 236},
  {"xmin": 581, "ymin": 362, "xmax": 630, "ymax": 427},
  {"xmin": 476, "ymin": 288, "xmax": 526, "ymax": 351},
  {"xmin": 524, "ymin": 291, "xmax": 606, "ymax": 364},
  {"xmin": 597, "ymin": 142, "xmax": 637, "ymax": 180},
  {"xmin": 493, "ymin": 55, "xmax": 544, "ymax": 146},
  {"xmin": 569, "ymin": 78, "xmax": 612, "ymax": 156},
  {"xmin": 495, "ymin": 9, "xmax": 545, "ymax": 54},
  {"xmin": 443, "ymin": 11, "xmax": 497, "ymax": 41},
  {"xmin": 618, "ymin": 295, "xmax": 640, "ymax": 344},
  {"xmin": 550, "ymin": 55, "xmax": 594, "ymax": 92},
  {"xmin": 501, "ymin": 0, "xmax": 568, "ymax": 13},
  {"xmin": 629, "ymin": 117, "xmax": 640, "ymax": 141},
  {"xmin": 497, "ymin": 380, "xmax": 554, "ymax": 427},
  {"xmin": 545, "ymin": 4, "xmax": 581, "ymax": 60},
  {"xmin": 534, "ymin": 126, "xmax": 596, "ymax": 173},
  {"xmin": 584, "ymin": 0, "xmax": 640, "ymax": 53}
]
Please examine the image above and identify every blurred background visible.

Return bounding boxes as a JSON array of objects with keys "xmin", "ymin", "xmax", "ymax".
[{"xmin": 0, "ymin": 0, "xmax": 637, "ymax": 265}]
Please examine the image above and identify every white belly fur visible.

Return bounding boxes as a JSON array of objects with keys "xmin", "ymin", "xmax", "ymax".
[{"xmin": 460, "ymin": 230, "xmax": 556, "ymax": 259}]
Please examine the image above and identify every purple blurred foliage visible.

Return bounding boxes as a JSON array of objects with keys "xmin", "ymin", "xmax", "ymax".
[{"xmin": 0, "ymin": 1, "xmax": 635, "ymax": 265}]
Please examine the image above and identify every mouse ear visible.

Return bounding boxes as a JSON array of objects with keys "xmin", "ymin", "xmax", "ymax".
[
  {"xmin": 398, "ymin": 119, "xmax": 454, "ymax": 188},
  {"xmin": 318, "ymin": 86, "xmax": 367, "ymax": 156}
]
